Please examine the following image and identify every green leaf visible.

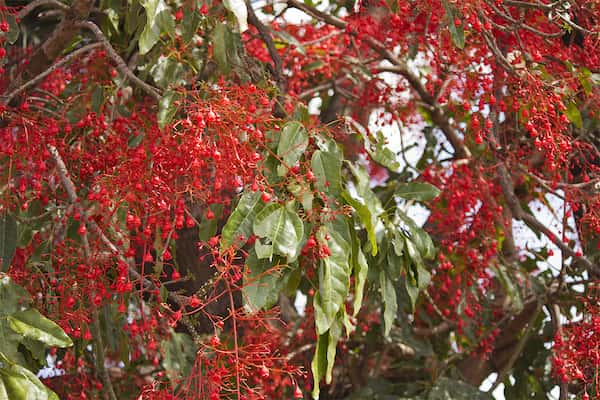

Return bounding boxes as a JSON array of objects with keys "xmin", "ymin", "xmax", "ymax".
[
  {"xmin": 397, "ymin": 210, "xmax": 436, "ymax": 260},
  {"xmin": 253, "ymin": 204, "xmax": 304, "ymax": 260},
  {"xmin": 325, "ymin": 316, "xmax": 342, "ymax": 383},
  {"xmin": 90, "ymin": 86, "xmax": 104, "ymax": 113},
  {"xmin": 311, "ymin": 150, "xmax": 342, "ymax": 196},
  {"xmin": 311, "ymin": 333, "xmax": 328, "ymax": 400},
  {"xmin": 273, "ymin": 30, "xmax": 306, "ymax": 55},
  {"xmin": 379, "ymin": 271, "xmax": 397, "ymax": 337},
  {"xmin": 150, "ymin": 56, "xmax": 187, "ymax": 89},
  {"xmin": 352, "ymin": 244, "xmax": 368, "ymax": 317},
  {"xmin": 442, "ymin": 0, "xmax": 465, "ymax": 49},
  {"xmin": 0, "ymin": 213, "xmax": 17, "ymax": 272},
  {"xmin": 277, "ymin": 122, "xmax": 308, "ymax": 172},
  {"xmin": 313, "ymin": 227, "xmax": 350, "ymax": 334},
  {"xmin": 161, "ymin": 331, "xmax": 196, "ymax": 384},
  {"xmin": 223, "ymin": 0, "xmax": 248, "ymax": 32},
  {"xmin": 343, "ymin": 191, "xmax": 378, "ymax": 256},
  {"xmin": 221, "ymin": 191, "xmax": 264, "ymax": 248},
  {"xmin": 243, "ymin": 251, "xmax": 286, "ymax": 311},
  {"xmin": 212, "ymin": 23, "xmax": 242, "ymax": 74},
  {"xmin": 182, "ymin": 4, "xmax": 202, "ymax": 44},
  {"xmin": 395, "ymin": 182, "xmax": 440, "ymax": 202},
  {"xmin": 198, "ymin": 204, "xmax": 223, "ymax": 242},
  {"xmin": 288, "ymin": 183, "xmax": 313, "ymax": 212},
  {"xmin": 0, "ymin": 277, "xmax": 30, "ymax": 317},
  {"xmin": 0, "ymin": 355, "xmax": 59, "ymax": 400},
  {"xmin": 4, "ymin": 15, "xmax": 20, "ymax": 45},
  {"xmin": 302, "ymin": 60, "xmax": 325, "ymax": 72},
  {"xmin": 7, "ymin": 309, "xmax": 73, "ymax": 348},
  {"xmin": 139, "ymin": 0, "xmax": 172, "ymax": 54},
  {"xmin": 157, "ymin": 90, "xmax": 180, "ymax": 129},
  {"xmin": 428, "ymin": 377, "xmax": 493, "ymax": 400},
  {"xmin": 565, "ymin": 101, "xmax": 583, "ymax": 129},
  {"xmin": 127, "ymin": 133, "xmax": 145, "ymax": 148},
  {"xmin": 368, "ymin": 131, "xmax": 400, "ymax": 170},
  {"xmin": 494, "ymin": 265, "xmax": 524, "ymax": 313}
]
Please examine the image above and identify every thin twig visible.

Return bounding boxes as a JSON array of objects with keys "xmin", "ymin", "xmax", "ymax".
[
  {"xmin": 17, "ymin": 0, "xmax": 69, "ymax": 19},
  {"xmin": 2, "ymin": 43, "xmax": 102, "ymax": 105},
  {"xmin": 77, "ymin": 21, "xmax": 161, "ymax": 100}
]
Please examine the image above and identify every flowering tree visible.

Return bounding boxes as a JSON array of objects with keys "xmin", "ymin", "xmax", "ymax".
[{"xmin": 0, "ymin": 0, "xmax": 599, "ymax": 398}]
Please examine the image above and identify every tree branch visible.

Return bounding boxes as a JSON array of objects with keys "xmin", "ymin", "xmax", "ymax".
[
  {"xmin": 2, "ymin": 43, "xmax": 102, "ymax": 105},
  {"xmin": 285, "ymin": 0, "xmax": 471, "ymax": 159},
  {"xmin": 246, "ymin": 1, "xmax": 286, "ymax": 117},
  {"xmin": 77, "ymin": 21, "xmax": 161, "ymax": 100}
]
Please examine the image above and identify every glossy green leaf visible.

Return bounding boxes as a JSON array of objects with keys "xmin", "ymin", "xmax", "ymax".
[
  {"xmin": 311, "ymin": 333, "xmax": 328, "ymax": 400},
  {"xmin": 428, "ymin": 377, "xmax": 493, "ymax": 400},
  {"xmin": 0, "ymin": 355, "xmax": 59, "ymax": 400},
  {"xmin": 442, "ymin": 0, "xmax": 465, "ymax": 49},
  {"xmin": 139, "ymin": 0, "xmax": 171, "ymax": 54},
  {"xmin": 314, "ymin": 227, "xmax": 350, "ymax": 334},
  {"xmin": 221, "ymin": 191, "xmax": 264, "ymax": 248},
  {"xmin": 212, "ymin": 23, "xmax": 242, "ymax": 74},
  {"xmin": 198, "ymin": 204, "xmax": 224, "ymax": 242},
  {"xmin": 343, "ymin": 191, "xmax": 378, "ymax": 256},
  {"xmin": 273, "ymin": 30, "xmax": 306, "ymax": 55},
  {"xmin": 223, "ymin": 0, "xmax": 248, "ymax": 32},
  {"xmin": 253, "ymin": 203, "xmax": 303, "ymax": 260},
  {"xmin": 379, "ymin": 271, "xmax": 397, "ymax": 337},
  {"xmin": 565, "ymin": 101, "xmax": 583, "ymax": 129},
  {"xmin": 90, "ymin": 86, "xmax": 104, "ymax": 113},
  {"xmin": 368, "ymin": 131, "xmax": 400, "ymax": 170},
  {"xmin": 397, "ymin": 210, "xmax": 436, "ymax": 260},
  {"xmin": 325, "ymin": 316, "xmax": 342, "ymax": 383},
  {"xmin": 4, "ymin": 15, "xmax": 20, "ymax": 45},
  {"xmin": 0, "ymin": 277, "xmax": 31, "ymax": 317},
  {"xmin": 150, "ymin": 56, "xmax": 187, "ymax": 89},
  {"xmin": 161, "ymin": 331, "xmax": 196, "ymax": 384},
  {"xmin": 396, "ymin": 182, "xmax": 440, "ymax": 202},
  {"xmin": 243, "ymin": 251, "xmax": 286, "ymax": 311},
  {"xmin": 311, "ymin": 150, "xmax": 342, "ymax": 196},
  {"xmin": 7, "ymin": 309, "xmax": 73, "ymax": 348},
  {"xmin": 352, "ymin": 244, "xmax": 368, "ymax": 317},
  {"xmin": 277, "ymin": 122, "xmax": 308, "ymax": 173},
  {"xmin": 0, "ymin": 213, "xmax": 17, "ymax": 272},
  {"xmin": 182, "ymin": 4, "xmax": 201, "ymax": 44},
  {"xmin": 157, "ymin": 90, "xmax": 180, "ymax": 129}
]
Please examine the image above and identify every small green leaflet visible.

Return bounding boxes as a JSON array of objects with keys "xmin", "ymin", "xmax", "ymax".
[
  {"xmin": 395, "ymin": 182, "xmax": 441, "ymax": 202},
  {"xmin": 157, "ymin": 90, "xmax": 180, "ymax": 129},
  {"xmin": 442, "ymin": 0, "xmax": 465, "ymax": 49},
  {"xmin": 313, "ymin": 227, "xmax": 350, "ymax": 335},
  {"xmin": 379, "ymin": 271, "xmax": 397, "ymax": 337},
  {"xmin": 0, "ymin": 213, "xmax": 17, "ymax": 272},
  {"xmin": 311, "ymin": 150, "xmax": 342, "ymax": 196},
  {"xmin": 0, "ymin": 357, "xmax": 60, "ymax": 400},
  {"xmin": 221, "ymin": 191, "xmax": 264, "ymax": 249},
  {"xmin": 243, "ymin": 251, "xmax": 287, "ymax": 311},
  {"xmin": 7, "ymin": 309, "xmax": 73, "ymax": 348},
  {"xmin": 253, "ymin": 203, "xmax": 304, "ymax": 260},
  {"xmin": 276, "ymin": 121, "xmax": 308, "ymax": 174},
  {"xmin": 311, "ymin": 333, "xmax": 328, "ymax": 399},
  {"xmin": 565, "ymin": 101, "xmax": 583, "ymax": 129},
  {"xmin": 139, "ymin": 0, "xmax": 174, "ymax": 54}
]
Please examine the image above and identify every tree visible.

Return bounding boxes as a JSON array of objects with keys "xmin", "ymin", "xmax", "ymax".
[{"xmin": 0, "ymin": 0, "xmax": 598, "ymax": 398}]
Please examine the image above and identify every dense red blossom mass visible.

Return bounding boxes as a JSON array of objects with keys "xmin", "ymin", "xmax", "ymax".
[{"xmin": 0, "ymin": 0, "xmax": 599, "ymax": 399}]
